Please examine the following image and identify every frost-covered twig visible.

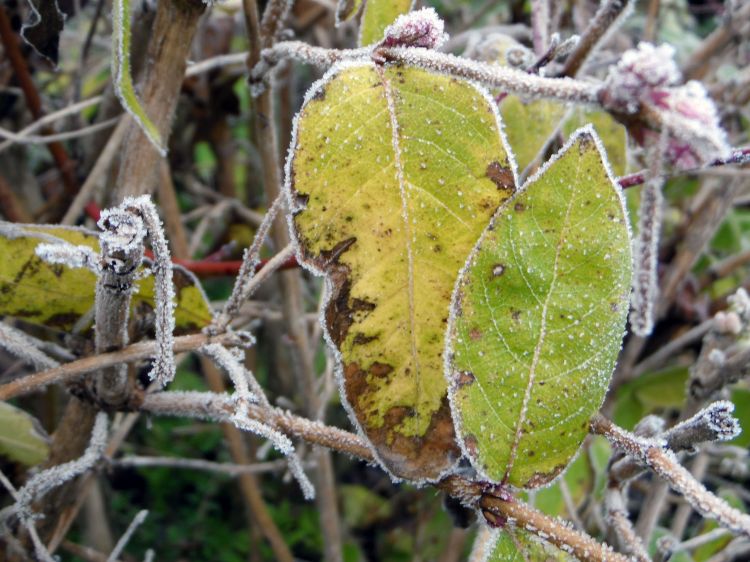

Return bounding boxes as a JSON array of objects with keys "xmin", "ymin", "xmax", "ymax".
[
  {"xmin": 213, "ymin": 197, "xmax": 286, "ymax": 332},
  {"xmin": 94, "ymin": 199, "xmax": 148, "ymax": 405},
  {"xmin": 113, "ymin": 455, "xmax": 292, "ymax": 476},
  {"xmin": 560, "ymin": 0, "xmax": 634, "ymax": 77},
  {"xmin": 124, "ymin": 196, "xmax": 176, "ymax": 386},
  {"xmin": 141, "ymin": 391, "xmax": 626, "ymax": 562},
  {"xmin": 0, "ymin": 321, "xmax": 60, "ymax": 370},
  {"xmin": 199, "ymin": 344, "xmax": 315, "ymax": 500},
  {"xmin": 605, "ymin": 487, "xmax": 651, "ymax": 562},
  {"xmin": 0, "ymin": 331, "xmax": 245, "ymax": 401},
  {"xmin": 106, "ymin": 509, "xmax": 148, "ymax": 562},
  {"xmin": 629, "ymin": 143, "xmax": 665, "ymax": 337},
  {"xmin": 609, "ymin": 403, "xmax": 740, "ymax": 485},
  {"xmin": 14, "ymin": 412, "xmax": 108, "ymax": 520},
  {"xmin": 591, "ymin": 414, "xmax": 750, "ymax": 538}
]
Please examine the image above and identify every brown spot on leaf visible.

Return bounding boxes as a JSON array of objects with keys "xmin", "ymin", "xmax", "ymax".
[
  {"xmin": 455, "ymin": 371, "xmax": 475, "ymax": 388},
  {"xmin": 469, "ymin": 327, "xmax": 482, "ymax": 340},
  {"xmin": 353, "ymin": 332, "xmax": 378, "ymax": 345},
  {"xmin": 369, "ymin": 362, "xmax": 394, "ymax": 378},
  {"xmin": 514, "ymin": 202, "xmax": 525, "ymax": 212},
  {"xmin": 485, "ymin": 161, "xmax": 515, "ymax": 192},
  {"xmin": 525, "ymin": 464, "xmax": 566, "ymax": 488},
  {"xmin": 577, "ymin": 132, "xmax": 594, "ymax": 153},
  {"xmin": 464, "ymin": 434, "xmax": 479, "ymax": 458}
]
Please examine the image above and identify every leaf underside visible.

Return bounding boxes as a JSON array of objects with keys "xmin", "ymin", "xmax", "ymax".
[
  {"xmin": 288, "ymin": 62, "xmax": 516, "ymax": 481},
  {"xmin": 447, "ymin": 129, "xmax": 632, "ymax": 489},
  {"xmin": 359, "ymin": 0, "xmax": 414, "ymax": 46},
  {"xmin": 0, "ymin": 224, "xmax": 212, "ymax": 333}
]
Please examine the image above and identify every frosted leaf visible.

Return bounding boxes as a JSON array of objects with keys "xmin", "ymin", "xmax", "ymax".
[{"xmin": 379, "ymin": 8, "xmax": 447, "ymax": 50}]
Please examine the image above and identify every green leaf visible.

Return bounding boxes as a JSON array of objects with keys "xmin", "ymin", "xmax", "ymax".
[
  {"xmin": 287, "ymin": 62, "xmax": 516, "ymax": 480},
  {"xmin": 112, "ymin": 0, "xmax": 165, "ymax": 155},
  {"xmin": 359, "ymin": 0, "xmax": 414, "ymax": 46},
  {"xmin": 500, "ymin": 96, "xmax": 567, "ymax": 173},
  {"xmin": 0, "ymin": 402, "xmax": 49, "ymax": 465},
  {"xmin": 480, "ymin": 526, "xmax": 575, "ymax": 561},
  {"xmin": 0, "ymin": 223, "xmax": 212, "ymax": 333},
  {"xmin": 563, "ymin": 109, "xmax": 628, "ymax": 177},
  {"xmin": 446, "ymin": 128, "xmax": 632, "ymax": 488},
  {"xmin": 612, "ymin": 365, "xmax": 689, "ymax": 430}
]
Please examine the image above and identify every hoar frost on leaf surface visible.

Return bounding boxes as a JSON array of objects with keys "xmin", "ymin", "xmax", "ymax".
[
  {"xmin": 285, "ymin": 60, "xmax": 517, "ymax": 481},
  {"xmin": 445, "ymin": 126, "xmax": 633, "ymax": 489}
]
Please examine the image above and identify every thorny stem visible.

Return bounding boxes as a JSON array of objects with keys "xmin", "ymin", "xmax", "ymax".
[
  {"xmin": 141, "ymin": 391, "xmax": 629, "ymax": 562},
  {"xmin": 591, "ymin": 414, "xmax": 750, "ymax": 538}
]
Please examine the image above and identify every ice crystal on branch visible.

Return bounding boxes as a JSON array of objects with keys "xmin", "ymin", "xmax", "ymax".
[{"xmin": 378, "ymin": 8, "xmax": 448, "ymax": 50}]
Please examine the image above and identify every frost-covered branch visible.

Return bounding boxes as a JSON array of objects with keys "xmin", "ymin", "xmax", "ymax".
[
  {"xmin": 213, "ymin": 196, "xmax": 286, "ymax": 332},
  {"xmin": 560, "ymin": 0, "xmax": 634, "ymax": 77},
  {"xmin": 122, "ymin": 196, "xmax": 176, "ymax": 386},
  {"xmin": 107, "ymin": 509, "xmax": 148, "ymax": 562},
  {"xmin": 591, "ymin": 414, "xmax": 750, "ymax": 538},
  {"xmin": 0, "ymin": 321, "xmax": 60, "ymax": 370},
  {"xmin": 0, "ymin": 331, "xmax": 246, "ymax": 401},
  {"xmin": 605, "ymin": 487, "xmax": 651, "ymax": 562},
  {"xmin": 13, "ymin": 412, "xmax": 108, "ymax": 521},
  {"xmin": 196, "ymin": 344, "xmax": 315, "ymax": 500}
]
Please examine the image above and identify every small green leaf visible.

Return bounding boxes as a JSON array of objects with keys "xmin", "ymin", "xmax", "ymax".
[
  {"xmin": 112, "ymin": 0, "xmax": 165, "ymax": 155},
  {"xmin": 0, "ymin": 402, "xmax": 49, "ymax": 465},
  {"xmin": 0, "ymin": 224, "xmax": 212, "ymax": 333},
  {"xmin": 483, "ymin": 527, "xmax": 575, "ymax": 561},
  {"xmin": 359, "ymin": 0, "xmax": 414, "ymax": 46},
  {"xmin": 288, "ymin": 62, "xmax": 516, "ymax": 480},
  {"xmin": 500, "ymin": 96, "xmax": 567, "ymax": 173},
  {"xmin": 446, "ymin": 128, "xmax": 632, "ymax": 488}
]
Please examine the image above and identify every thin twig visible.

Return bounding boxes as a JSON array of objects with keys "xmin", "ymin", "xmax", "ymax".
[
  {"xmin": 591, "ymin": 415, "xmax": 750, "ymax": 538},
  {"xmin": 560, "ymin": 0, "xmax": 634, "ymax": 77},
  {"xmin": 0, "ymin": 332, "xmax": 245, "ymax": 401}
]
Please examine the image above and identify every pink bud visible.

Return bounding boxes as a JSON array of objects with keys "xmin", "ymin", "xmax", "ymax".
[{"xmin": 380, "ymin": 8, "xmax": 448, "ymax": 50}]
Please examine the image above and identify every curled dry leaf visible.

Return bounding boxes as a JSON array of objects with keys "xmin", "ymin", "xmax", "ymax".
[
  {"xmin": 446, "ymin": 128, "xmax": 632, "ymax": 489},
  {"xmin": 286, "ymin": 61, "xmax": 516, "ymax": 481}
]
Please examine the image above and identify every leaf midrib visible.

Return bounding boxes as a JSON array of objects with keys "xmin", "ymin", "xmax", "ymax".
[{"xmin": 502, "ymin": 178, "xmax": 579, "ymax": 485}]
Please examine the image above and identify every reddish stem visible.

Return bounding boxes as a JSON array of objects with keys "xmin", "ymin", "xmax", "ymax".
[{"xmin": 618, "ymin": 146, "xmax": 750, "ymax": 189}]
